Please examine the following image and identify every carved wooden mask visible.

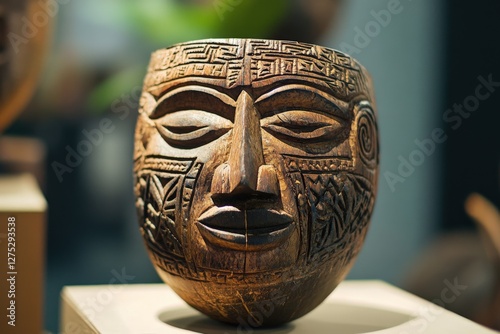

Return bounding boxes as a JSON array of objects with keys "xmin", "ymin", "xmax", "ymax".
[{"xmin": 134, "ymin": 39, "xmax": 378, "ymax": 326}]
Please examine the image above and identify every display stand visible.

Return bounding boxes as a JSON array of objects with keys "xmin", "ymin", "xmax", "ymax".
[
  {"xmin": 0, "ymin": 174, "xmax": 47, "ymax": 334},
  {"xmin": 60, "ymin": 280, "xmax": 497, "ymax": 334}
]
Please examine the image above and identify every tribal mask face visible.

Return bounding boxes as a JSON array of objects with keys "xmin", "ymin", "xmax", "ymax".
[{"xmin": 134, "ymin": 39, "xmax": 378, "ymax": 326}]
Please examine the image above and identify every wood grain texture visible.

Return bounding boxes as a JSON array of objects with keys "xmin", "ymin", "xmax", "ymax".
[{"xmin": 134, "ymin": 39, "xmax": 379, "ymax": 326}]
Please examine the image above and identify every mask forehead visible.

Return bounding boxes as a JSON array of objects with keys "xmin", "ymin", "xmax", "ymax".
[{"xmin": 143, "ymin": 39, "xmax": 373, "ymax": 103}]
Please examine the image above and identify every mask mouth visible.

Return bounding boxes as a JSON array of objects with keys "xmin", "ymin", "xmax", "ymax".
[{"xmin": 196, "ymin": 206, "xmax": 294, "ymax": 251}]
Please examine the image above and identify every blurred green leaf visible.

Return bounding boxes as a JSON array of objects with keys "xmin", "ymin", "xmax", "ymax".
[
  {"xmin": 123, "ymin": 1, "xmax": 220, "ymax": 44},
  {"xmin": 123, "ymin": 0, "xmax": 288, "ymax": 45},
  {"xmin": 214, "ymin": 0, "xmax": 288, "ymax": 38},
  {"xmin": 90, "ymin": 0, "xmax": 289, "ymax": 114},
  {"xmin": 87, "ymin": 66, "xmax": 145, "ymax": 114}
]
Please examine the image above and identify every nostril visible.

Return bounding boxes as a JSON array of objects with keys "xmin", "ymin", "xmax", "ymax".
[
  {"xmin": 210, "ymin": 164, "xmax": 281, "ymax": 207},
  {"xmin": 210, "ymin": 163, "xmax": 230, "ymax": 194},
  {"xmin": 257, "ymin": 165, "xmax": 280, "ymax": 197},
  {"xmin": 211, "ymin": 164, "xmax": 280, "ymax": 195}
]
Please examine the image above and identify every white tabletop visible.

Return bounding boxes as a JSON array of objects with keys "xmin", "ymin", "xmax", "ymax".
[{"xmin": 61, "ymin": 280, "xmax": 497, "ymax": 334}]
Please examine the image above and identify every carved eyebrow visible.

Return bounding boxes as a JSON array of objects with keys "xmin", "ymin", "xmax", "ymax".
[
  {"xmin": 156, "ymin": 85, "xmax": 236, "ymax": 107},
  {"xmin": 255, "ymin": 84, "xmax": 349, "ymax": 119},
  {"xmin": 151, "ymin": 85, "xmax": 236, "ymax": 121}
]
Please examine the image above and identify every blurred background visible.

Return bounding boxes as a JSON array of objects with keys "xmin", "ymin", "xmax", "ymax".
[{"xmin": 0, "ymin": 0, "xmax": 499, "ymax": 332}]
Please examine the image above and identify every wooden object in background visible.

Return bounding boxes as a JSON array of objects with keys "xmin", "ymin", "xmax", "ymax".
[
  {"xmin": 465, "ymin": 193, "xmax": 500, "ymax": 330},
  {"xmin": 134, "ymin": 39, "xmax": 379, "ymax": 326},
  {"xmin": 0, "ymin": 173, "xmax": 46, "ymax": 334},
  {"xmin": 0, "ymin": 0, "xmax": 52, "ymax": 132}
]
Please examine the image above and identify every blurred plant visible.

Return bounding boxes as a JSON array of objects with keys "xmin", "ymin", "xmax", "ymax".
[{"xmin": 88, "ymin": 0, "xmax": 288, "ymax": 113}]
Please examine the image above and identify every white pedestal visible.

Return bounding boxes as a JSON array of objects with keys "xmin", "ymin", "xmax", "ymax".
[{"xmin": 60, "ymin": 280, "xmax": 497, "ymax": 334}]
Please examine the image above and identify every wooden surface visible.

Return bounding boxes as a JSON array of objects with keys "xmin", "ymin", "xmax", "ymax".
[
  {"xmin": 134, "ymin": 38, "xmax": 379, "ymax": 325},
  {"xmin": 60, "ymin": 280, "xmax": 497, "ymax": 334},
  {"xmin": 0, "ymin": 173, "xmax": 46, "ymax": 334}
]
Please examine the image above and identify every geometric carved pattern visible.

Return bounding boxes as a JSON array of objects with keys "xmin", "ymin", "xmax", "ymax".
[
  {"xmin": 284, "ymin": 155, "xmax": 374, "ymax": 263},
  {"xmin": 135, "ymin": 156, "xmax": 203, "ymax": 273},
  {"xmin": 249, "ymin": 40, "xmax": 368, "ymax": 97},
  {"xmin": 147, "ymin": 42, "xmax": 242, "ymax": 88},
  {"xmin": 357, "ymin": 108, "xmax": 378, "ymax": 168},
  {"xmin": 142, "ymin": 174, "xmax": 182, "ymax": 256},
  {"xmin": 145, "ymin": 39, "xmax": 372, "ymax": 101},
  {"xmin": 303, "ymin": 173, "xmax": 373, "ymax": 261},
  {"xmin": 283, "ymin": 154, "xmax": 353, "ymax": 173},
  {"xmin": 142, "ymin": 156, "xmax": 194, "ymax": 174}
]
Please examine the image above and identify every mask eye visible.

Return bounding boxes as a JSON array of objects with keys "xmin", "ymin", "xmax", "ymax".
[
  {"xmin": 149, "ymin": 86, "xmax": 235, "ymax": 148},
  {"xmin": 261, "ymin": 110, "xmax": 348, "ymax": 144},
  {"xmin": 154, "ymin": 110, "xmax": 232, "ymax": 148},
  {"xmin": 256, "ymin": 84, "xmax": 351, "ymax": 146}
]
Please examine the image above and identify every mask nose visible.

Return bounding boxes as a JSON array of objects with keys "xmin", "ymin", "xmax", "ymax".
[{"xmin": 211, "ymin": 90, "xmax": 279, "ymax": 199}]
